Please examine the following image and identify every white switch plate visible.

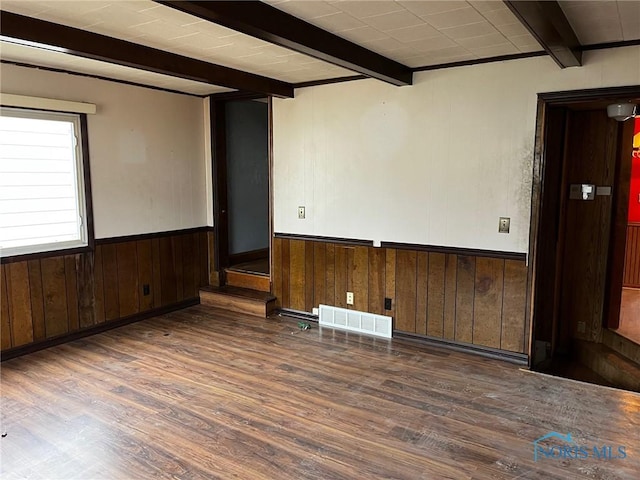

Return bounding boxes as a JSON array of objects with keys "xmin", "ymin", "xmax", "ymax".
[
  {"xmin": 498, "ymin": 217, "xmax": 510, "ymax": 234},
  {"xmin": 346, "ymin": 292, "xmax": 354, "ymax": 305},
  {"xmin": 298, "ymin": 206, "xmax": 305, "ymax": 219}
]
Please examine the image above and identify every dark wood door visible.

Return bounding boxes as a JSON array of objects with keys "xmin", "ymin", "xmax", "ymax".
[{"xmin": 556, "ymin": 109, "xmax": 619, "ymax": 351}]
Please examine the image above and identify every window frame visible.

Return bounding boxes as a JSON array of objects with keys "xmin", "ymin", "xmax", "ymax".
[{"xmin": 0, "ymin": 107, "xmax": 94, "ymax": 264}]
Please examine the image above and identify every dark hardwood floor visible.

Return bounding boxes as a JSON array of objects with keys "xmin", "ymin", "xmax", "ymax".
[
  {"xmin": 617, "ymin": 288, "xmax": 640, "ymax": 345},
  {"xmin": 1, "ymin": 305, "xmax": 639, "ymax": 479}
]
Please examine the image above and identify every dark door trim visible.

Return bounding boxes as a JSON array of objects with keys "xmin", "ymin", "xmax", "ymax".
[
  {"xmin": 527, "ymin": 85, "xmax": 640, "ymax": 365},
  {"xmin": 209, "ymin": 93, "xmax": 272, "ymax": 284}
]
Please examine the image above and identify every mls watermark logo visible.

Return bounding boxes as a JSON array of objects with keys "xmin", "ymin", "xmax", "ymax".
[{"xmin": 533, "ymin": 432, "xmax": 627, "ymax": 462}]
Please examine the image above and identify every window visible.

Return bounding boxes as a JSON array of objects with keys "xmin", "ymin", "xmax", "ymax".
[{"xmin": 0, "ymin": 107, "xmax": 90, "ymax": 257}]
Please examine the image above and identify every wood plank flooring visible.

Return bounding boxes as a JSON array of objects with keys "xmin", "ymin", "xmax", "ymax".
[{"xmin": 1, "ymin": 305, "xmax": 639, "ymax": 480}]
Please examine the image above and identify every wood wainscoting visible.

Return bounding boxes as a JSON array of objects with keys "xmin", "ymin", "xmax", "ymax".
[
  {"xmin": 1, "ymin": 229, "xmax": 210, "ymax": 356},
  {"xmin": 624, "ymin": 223, "xmax": 640, "ymax": 288},
  {"xmin": 272, "ymin": 237, "xmax": 528, "ymax": 354}
]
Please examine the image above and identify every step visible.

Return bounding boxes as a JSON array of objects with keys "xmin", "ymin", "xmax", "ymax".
[
  {"xmin": 602, "ymin": 329, "xmax": 640, "ymax": 364},
  {"xmin": 199, "ymin": 285, "xmax": 276, "ymax": 318},
  {"xmin": 575, "ymin": 341, "xmax": 640, "ymax": 392},
  {"xmin": 225, "ymin": 269, "xmax": 270, "ymax": 292}
]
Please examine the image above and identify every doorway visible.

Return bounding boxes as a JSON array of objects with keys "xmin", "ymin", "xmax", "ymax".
[
  {"xmin": 211, "ymin": 95, "xmax": 272, "ymax": 291},
  {"xmin": 529, "ymin": 86, "xmax": 640, "ymax": 390}
]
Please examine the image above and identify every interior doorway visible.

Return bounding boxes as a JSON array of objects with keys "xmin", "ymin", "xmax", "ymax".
[
  {"xmin": 529, "ymin": 86, "xmax": 640, "ymax": 391},
  {"xmin": 211, "ymin": 95, "xmax": 272, "ymax": 291}
]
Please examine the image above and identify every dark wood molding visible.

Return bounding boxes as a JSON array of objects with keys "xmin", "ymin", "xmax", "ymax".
[
  {"xmin": 211, "ymin": 98, "xmax": 229, "ymax": 274},
  {"xmin": 412, "ymin": 51, "xmax": 547, "ymax": 73},
  {"xmin": 0, "ymin": 298, "xmax": 199, "ymax": 361},
  {"xmin": 0, "ymin": 11, "xmax": 294, "ymax": 98},
  {"xmin": 539, "ymin": 85, "xmax": 640, "ymax": 104},
  {"xmin": 157, "ymin": 1, "xmax": 412, "ymax": 86},
  {"xmin": 380, "ymin": 241, "xmax": 527, "ymax": 261},
  {"xmin": 582, "ymin": 39, "xmax": 640, "ymax": 52},
  {"xmin": 293, "ymin": 75, "xmax": 367, "ymax": 89},
  {"xmin": 209, "ymin": 91, "xmax": 265, "ymax": 102},
  {"xmin": 1, "ymin": 246, "xmax": 93, "ymax": 265},
  {"xmin": 94, "ymin": 226, "xmax": 214, "ymax": 246},
  {"xmin": 1, "ymin": 60, "xmax": 207, "ymax": 98},
  {"xmin": 504, "ymin": 1, "xmax": 581, "ymax": 68},
  {"xmin": 273, "ymin": 232, "xmax": 374, "ymax": 247},
  {"xmin": 394, "ymin": 331, "xmax": 529, "ymax": 365}
]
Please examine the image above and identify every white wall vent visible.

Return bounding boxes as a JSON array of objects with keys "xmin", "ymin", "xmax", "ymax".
[{"xmin": 318, "ymin": 304, "xmax": 392, "ymax": 339}]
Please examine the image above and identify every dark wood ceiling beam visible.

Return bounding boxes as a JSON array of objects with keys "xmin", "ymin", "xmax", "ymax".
[
  {"xmin": 504, "ymin": 1, "xmax": 582, "ymax": 68},
  {"xmin": 156, "ymin": 1, "xmax": 413, "ymax": 86},
  {"xmin": 0, "ymin": 11, "xmax": 294, "ymax": 98}
]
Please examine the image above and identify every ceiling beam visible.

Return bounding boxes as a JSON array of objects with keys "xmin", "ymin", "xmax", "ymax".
[
  {"xmin": 0, "ymin": 11, "xmax": 294, "ymax": 98},
  {"xmin": 156, "ymin": 1, "xmax": 413, "ymax": 87},
  {"xmin": 504, "ymin": 1, "xmax": 582, "ymax": 68}
]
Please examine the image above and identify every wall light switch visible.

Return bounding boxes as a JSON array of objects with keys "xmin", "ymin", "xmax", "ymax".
[
  {"xmin": 298, "ymin": 206, "xmax": 305, "ymax": 219},
  {"xmin": 498, "ymin": 217, "xmax": 510, "ymax": 234}
]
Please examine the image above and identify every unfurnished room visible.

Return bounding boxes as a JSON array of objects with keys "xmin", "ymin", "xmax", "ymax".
[{"xmin": 0, "ymin": 1, "xmax": 639, "ymax": 479}]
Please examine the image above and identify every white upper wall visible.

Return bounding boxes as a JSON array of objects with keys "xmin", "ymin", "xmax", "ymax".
[
  {"xmin": 0, "ymin": 63, "xmax": 207, "ymax": 239},
  {"xmin": 273, "ymin": 46, "xmax": 640, "ymax": 254}
]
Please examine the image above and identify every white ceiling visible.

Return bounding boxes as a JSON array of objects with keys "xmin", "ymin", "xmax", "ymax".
[
  {"xmin": 0, "ymin": 0, "xmax": 638, "ymax": 96},
  {"xmin": 270, "ymin": 0, "xmax": 542, "ymax": 67}
]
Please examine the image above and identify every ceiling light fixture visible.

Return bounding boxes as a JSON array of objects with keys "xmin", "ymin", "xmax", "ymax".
[{"xmin": 606, "ymin": 103, "xmax": 637, "ymax": 122}]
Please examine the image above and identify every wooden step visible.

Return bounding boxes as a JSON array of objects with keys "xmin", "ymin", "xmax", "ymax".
[
  {"xmin": 199, "ymin": 285, "xmax": 276, "ymax": 318},
  {"xmin": 575, "ymin": 340, "xmax": 640, "ymax": 392},
  {"xmin": 602, "ymin": 328, "xmax": 640, "ymax": 364},
  {"xmin": 225, "ymin": 269, "xmax": 270, "ymax": 292}
]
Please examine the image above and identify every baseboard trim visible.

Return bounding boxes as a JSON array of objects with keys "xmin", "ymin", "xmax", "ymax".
[
  {"xmin": 1, "ymin": 298, "xmax": 199, "ymax": 361},
  {"xmin": 394, "ymin": 331, "xmax": 529, "ymax": 365}
]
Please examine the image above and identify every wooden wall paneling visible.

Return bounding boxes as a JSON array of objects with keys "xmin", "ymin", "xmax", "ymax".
[
  {"xmin": 5, "ymin": 262, "xmax": 33, "ymax": 346},
  {"xmin": 172, "ymin": 235, "xmax": 184, "ymax": 302},
  {"xmin": 415, "ymin": 252, "xmax": 428, "ymax": 335},
  {"xmin": 501, "ymin": 260, "xmax": 528, "ymax": 353},
  {"xmin": 394, "ymin": 250, "xmax": 417, "ymax": 333},
  {"xmin": 101, "ymin": 244, "xmax": 120, "ymax": 321},
  {"xmin": 334, "ymin": 246, "xmax": 348, "ymax": 309},
  {"xmin": 115, "ymin": 242, "xmax": 139, "ymax": 318},
  {"xmin": 324, "ymin": 243, "xmax": 335, "ymax": 310},
  {"xmin": 201, "ymin": 231, "xmax": 211, "ymax": 286},
  {"xmin": 473, "ymin": 258, "xmax": 505, "ymax": 348},
  {"xmin": 384, "ymin": 249, "xmax": 396, "ymax": 320},
  {"xmin": 304, "ymin": 240, "xmax": 314, "ymax": 312},
  {"xmin": 159, "ymin": 237, "xmax": 177, "ymax": 307},
  {"xmin": 281, "ymin": 239, "xmax": 291, "ymax": 309},
  {"xmin": 40, "ymin": 256, "xmax": 69, "ymax": 338},
  {"xmin": 624, "ymin": 225, "xmax": 640, "ymax": 287},
  {"xmin": 93, "ymin": 245, "xmax": 106, "ymax": 323},
  {"xmin": 455, "ymin": 256, "xmax": 475, "ymax": 344},
  {"xmin": 426, "ymin": 253, "xmax": 445, "ymax": 338},
  {"xmin": 313, "ymin": 241, "xmax": 326, "ymax": 308},
  {"xmin": 77, "ymin": 252, "xmax": 96, "ymax": 329},
  {"xmin": 152, "ymin": 239, "xmax": 162, "ymax": 308},
  {"xmin": 63, "ymin": 256, "xmax": 79, "ymax": 332},
  {"xmin": 1, "ymin": 265, "xmax": 11, "ymax": 350},
  {"xmin": 367, "ymin": 247, "xmax": 386, "ymax": 315},
  {"xmin": 288, "ymin": 239, "xmax": 306, "ymax": 311},
  {"xmin": 27, "ymin": 260, "xmax": 46, "ymax": 340},
  {"xmin": 271, "ymin": 237, "xmax": 283, "ymax": 308},
  {"xmin": 182, "ymin": 234, "xmax": 198, "ymax": 300},
  {"xmin": 443, "ymin": 254, "xmax": 457, "ymax": 340},
  {"xmin": 351, "ymin": 246, "xmax": 369, "ymax": 312},
  {"xmin": 137, "ymin": 240, "xmax": 154, "ymax": 311}
]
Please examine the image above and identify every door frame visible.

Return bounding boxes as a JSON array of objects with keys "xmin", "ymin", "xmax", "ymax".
[
  {"xmin": 527, "ymin": 85, "xmax": 640, "ymax": 366},
  {"xmin": 209, "ymin": 92, "xmax": 273, "ymax": 285}
]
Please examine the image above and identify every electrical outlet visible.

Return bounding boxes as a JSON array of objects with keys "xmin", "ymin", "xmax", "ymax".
[
  {"xmin": 384, "ymin": 297, "xmax": 392, "ymax": 310},
  {"xmin": 346, "ymin": 291, "xmax": 354, "ymax": 305},
  {"xmin": 577, "ymin": 321, "xmax": 586, "ymax": 334},
  {"xmin": 498, "ymin": 217, "xmax": 510, "ymax": 234},
  {"xmin": 143, "ymin": 284, "xmax": 150, "ymax": 296},
  {"xmin": 298, "ymin": 206, "xmax": 305, "ymax": 219}
]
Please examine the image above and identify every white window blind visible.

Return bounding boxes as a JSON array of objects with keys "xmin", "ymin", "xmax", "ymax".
[{"xmin": 0, "ymin": 107, "xmax": 88, "ymax": 257}]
